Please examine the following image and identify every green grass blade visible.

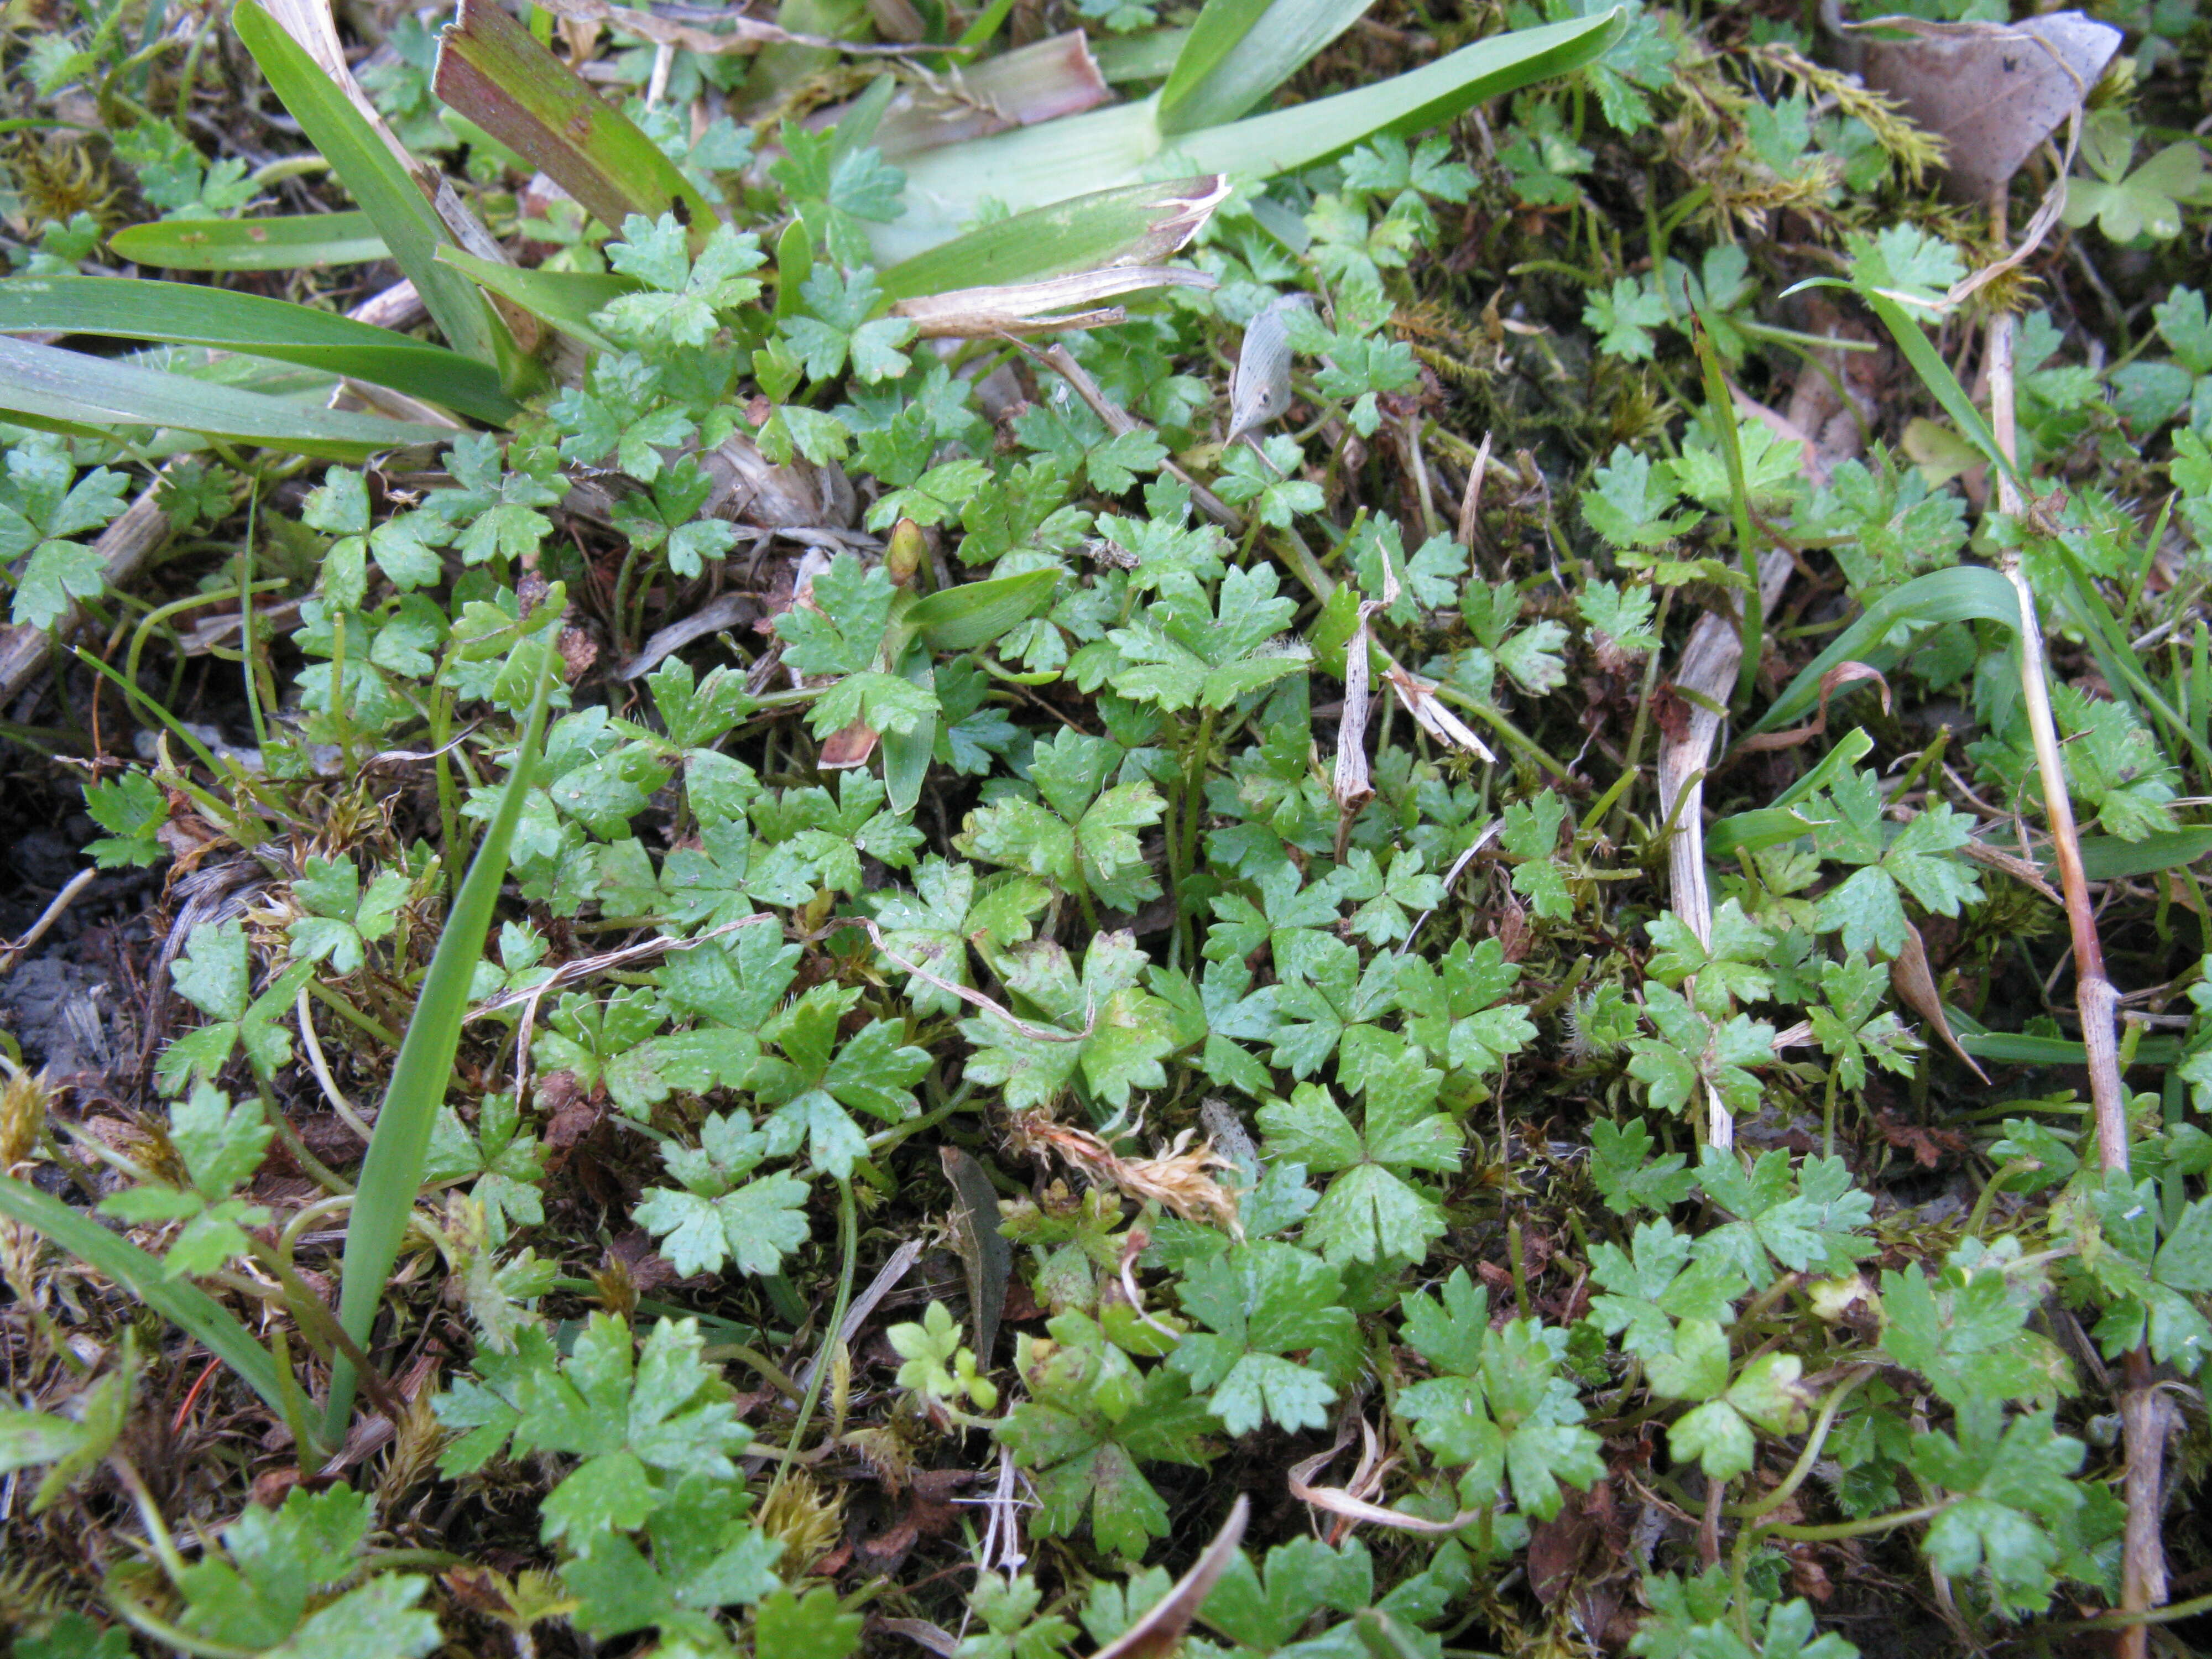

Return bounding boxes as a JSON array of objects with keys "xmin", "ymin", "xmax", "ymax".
[
  {"xmin": 1853, "ymin": 286, "xmax": 2028, "ymax": 497},
  {"xmin": 0, "ymin": 276, "xmax": 516, "ymax": 425},
  {"xmin": 2040, "ymin": 535, "xmax": 2212, "ymax": 774},
  {"xmin": 1157, "ymin": 0, "xmax": 1369, "ymax": 135},
  {"xmin": 434, "ymin": 247, "xmax": 635, "ymax": 351},
  {"xmin": 879, "ymin": 176, "xmax": 1225, "ymax": 299},
  {"xmin": 1157, "ymin": 0, "xmax": 1270, "ymax": 129},
  {"xmin": 1691, "ymin": 316, "xmax": 1760, "ymax": 710},
  {"xmin": 1750, "ymin": 565, "xmax": 2019, "ymax": 735},
  {"xmin": 904, "ymin": 566, "xmax": 1060, "ymax": 650},
  {"xmin": 881, "ymin": 12, "xmax": 1618, "ymax": 261},
  {"xmin": 882, "ymin": 649, "xmax": 936, "ymax": 815},
  {"xmin": 433, "ymin": 0, "xmax": 717, "ymax": 243},
  {"xmin": 875, "ymin": 102, "xmax": 1162, "ymax": 264},
  {"xmin": 0, "ymin": 1173, "xmax": 289, "ymax": 1420},
  {"xmin": 1175, "ymin": 9, "xmax": 1624, "ymax": 176},
  {"xmin": 1955, "ymin": 1028, "xmax": 2179, "ymax": 1067},
  {"xmin": 0, "ymin": 336, "xmax": 448, "ymax": 460},
  {"xmin": 1770, "ymin": 726, "xmax": 1874, "ymax": 810},
  {"xmin": 1708, "ymin": 728, "xmax": 1869, "ymax": 861},
  {"xmin": 109, "ymin": 211, "xmax": 388, "ymax": 271},
  {"xmin": 1095, "ymin": 27, "xmax": 1186, "ymax": 82},
  {"xmin": 2068, "ymin": 828, "xmax": 2212, "ymax": 883},
  {"xmin": 324, "ymin": 630, "xmax": 557, "ymax": 1440},
  {"xmin": 233, "ymin": 0, "xmax": 506, "ymax": 367},
  {"xmin": 1704, "ymin": 806, "xmax": 1829, "ymax": 862}
]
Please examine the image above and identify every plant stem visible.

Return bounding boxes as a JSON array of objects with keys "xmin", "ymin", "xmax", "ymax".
[
  {"xmin": 238, "ymin": 478, "xmax": 274, "ymax": 761},
  {"xmin": 1612, "ymin": 587, "xmax": 1676, "ymax": 839},
  {"xmin": 1175, "ymin": 705, "xmax": 1219, "ymax": 966},
  {"xmin": 768, "ymin": 1175, "xmax": 857, "ymax": 1513},
  {"xmin": 105, "ymin": 1584, "xmax": 261, "ymax": 1659},
  {"xmin": 255, "ymin": 1076, "xmax": 353, "ymax": 1197},
  {"xmin": 1730, "ymin": 1365, "xmax": 1874, "ymax": 1522},
  {"xmin": 430, "ymin": 679, "xmax": 466, "ymax": 901},
  {"xmin": 1766, "ymin": 1500, "xmax": 1948, "ymax": 1542},
  {"xmin": 1691, "ymin": 319, "xmax": 1761, "ymax": 712},
  {"xmin": 1963, "ymin": 1159, "xmax": 2031, "ymax": 1240},
  {"xmin": 1988, "ymin": 298, "xmax": 2159, "ymax": 1656},
  {"xmin": 109, "ymin": 1454, "xmax": 190, "ymax": 1583},
  {"xmin": 2052, "ymin": 1587, "xmax": 2212, "ymax": 1633},
  {"xmin": 305, "ymin": 978, "xmax": 403, "ymax": 1050},
  {"xmin": 1985, "ymin": 314, "xmax": 2126, "ymax": 1164}
]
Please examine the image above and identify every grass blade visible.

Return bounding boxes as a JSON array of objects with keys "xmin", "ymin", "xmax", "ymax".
[
  {"xmin": 434, "ymin": 247, "xmax": 636, "ymax": 352},
  {"xmin": 1157, "ymin": 0, "xmax": 1368, "ymax": 134},
  {"xmin": 1851, "ymin": 285, "xmax": 2028, "ymax": 496},
  {"xmin": 1176, "ymin": 9, "xmax": 1624, "ymax": 175},
  {"xmin": 1690, "ymin": 317, "xmax": 1760, "ymax": 710},
  {"xmin": 1750, "ymin": 565, "xmax": 2018, "ymax": 735},
  {"xmin": 1955, "ymin": 1028, "xmax": 2179, "ymax": 1067},
  {"xmin": 1095, "ymin": 28, "xmax": 1187, "ymax": 82},
  {"xmin": 109, "ymin": 211, "xmax": 388, "ymax": 271},
  {"xmin": 0, "ymin": 1173, "xmax": 289, "ymax": 1420},
  {"xmin": 872, "ymin": 32, "xmax": 1108, "ymax": 158},
  {"xmin": 880, "ymin": 10, "xmax": 1620, "ymax": 260},
  {"xmin": 324, "ymin": 628, "xmax": 557, "ymax": 1439},
  {"xmin": 2068, "ymin": 828, "xmax": 2212, "ymax": 883},
  {"xmin": 234, "ymin": 0, "xmax": 508, "ymax": 369},
  {"xmin": 0, "ymin": 276, "xmax": 516, "ymax": 425},
  {"xmin": 1704, "ymin": 805, "xmax": 1830, "ymax": 862},
  {"xmin": 904, "ymin": 565, "xmax": 1060, "ymax": 650},
  {"xmin": 0, "ymin": 336, "xmax": 448, "ymax": 460},
  {"xmin": 875, "ymin": 101, "xmax": 1160, "ymax": 263},
  {"xmin": 881, "ymin": 651, "xmax": 936, "ymax": 815},
  {"xmin": 879, "ymin": 176, "xmax": 1226, "ymax": 300},
  {"xmin": 434, "ymin": 0, "xmax": 717, "ymax": 243}
]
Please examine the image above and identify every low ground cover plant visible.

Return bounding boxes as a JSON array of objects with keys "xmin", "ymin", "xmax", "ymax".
[{"xmin": 2, "ymin": 0, "xmax": 2211, "ymax": 1654}]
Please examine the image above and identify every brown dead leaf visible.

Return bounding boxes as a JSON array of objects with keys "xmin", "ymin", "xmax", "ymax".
[
  {"xmin": 539, "ymin": 1073, "xmax": 603, "ymax": 1150},
  {"xmin": 1846, "ymin": 12, "xmax": 2121, "ymax": 202},
  {"xmin": 2164, "ymin": 870, "xmax": 2204, "ymax": 917},
  {"xmin": 1876, "ymin": 1109, "xmax": 1971, "ymax": 1169},
  {"xmin": 1789, "ymin": 1550, "xmax": 1835, "ymax": 1604},
  {"xmin": 442, "ymin": 1566, "xmax": 518, "ymax": 1621},
  {"xmin": 817, "ymin": 717, "xmax": 882, "ymax": 770},
  {"xmin": 1891, "ymin": 920, "xmax": 1989, "ymax": 1082},
  {"xmin": 865, "ymin": 32, "xmax": 1108, "ymax": 155},
  {"xmin": 251, "ymin": 1466, "xmax": 304, "ymax": 1509},
  {"xmin": 558, "ymin": 625, "xmax": 598, "ymax": 682},
  {"xmin": 1089, "ymin": 1495, "xmax": 1248, "ymax": 1659},
  {"xmin": 605, "ymin": 1230, "xmax": 681, "ymax": 1295},
  {"xmin": 513, "ymin": 0, "xmax": 909, "ymax": 55},
  {"xmin": 155, "ymin": 812, "xmax": 228, "ymax": 872},
  {"xmin": 1496, "ymin": 897, "xmax": 1530, "ymax": 963},
  {"xmin": 940, "ymin": 1145, "xmax": 1011, "ymax": 1367},
  {"xmin": 1735, "ymin": 662, "xmax": 1891, "ymax": 755},
  {"xmin": 1528, "ymin": 1492, "xmax": 1600, "ymax": 1606}
]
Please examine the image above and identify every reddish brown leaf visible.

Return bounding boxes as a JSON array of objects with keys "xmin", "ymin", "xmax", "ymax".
[{"xmin": 1891, "ymin": 920, "xmax": 1987, "ymax": 1082}]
